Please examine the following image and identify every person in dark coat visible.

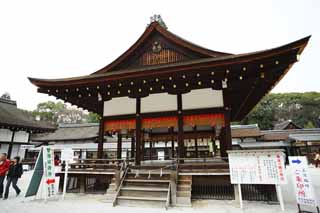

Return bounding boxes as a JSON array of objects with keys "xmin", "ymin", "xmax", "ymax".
[{"xmin": 3, "ymin": 156, "xmax": 23, "ymax": 199}]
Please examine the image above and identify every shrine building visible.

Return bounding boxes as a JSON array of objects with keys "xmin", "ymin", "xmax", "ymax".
[{"xmin": 28, "ymin": 16, "xmax": 310, "ymax": 166}]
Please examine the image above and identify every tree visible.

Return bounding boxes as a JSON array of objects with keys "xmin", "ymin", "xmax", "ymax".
[
  {"xmin": 32, "ymin": 101, "xmax": 65, "ymax": 124},
  {"xmin": 86, "ymin": 112, "xmax": 100, "ymax": 123},
  {"xmin": 32, "ymin": 101, "xmax": 100, "ymax": 124},
  {"xmin": 241, "ymin": 92, "xmax": 320, "ymax": 129}
]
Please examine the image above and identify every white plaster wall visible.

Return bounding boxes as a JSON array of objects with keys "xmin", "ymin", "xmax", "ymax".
[
  {"xmin": 141, "ymin": 93, "xmax": 177, "ymax": 113},
  {"xmin": 0, "ymin": 129, "xmax": 13, "ymax": 141},
  {"xmin": 182, "ymin": 88, "xmax": 224, "ymax": 110},
  {"xmin": 13, "ymin": 131, "xmax": 29, "ymax": 143},
  {"xmin": 0, "ymin": 143, "xmax": 9, "ymax": 154},
  {"xmin": 103, "ymin": 97, "xmax": 136, "ymax": 116}
]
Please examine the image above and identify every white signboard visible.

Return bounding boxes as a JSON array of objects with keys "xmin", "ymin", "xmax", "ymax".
[
  {"xmin": 228, "ymin": 150, "xmax": 286, "ymax": 184},
  {"xmin": 43, "ymin": 146, "xmax": 56, "ymax": 198},
  {"xmin": 20, "ymin": 145, "xmax": 35, "ymax": 149},
  {"xmin": 289, "ymin": 156, "xmax": 318, "ymax": 207},
  {"xmin": 61, "ymin": 148, "xmax": 74, "ymax": 163}
]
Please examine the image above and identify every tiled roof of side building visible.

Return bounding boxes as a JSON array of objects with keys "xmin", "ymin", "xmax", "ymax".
[
  {"xmin": 31, "ymin": 123, "xmax": 99, "ymax": 142},
  {"xmin": 273, "ymin": 120, "xmax": 301, "ymax": 130},
  {"xmin": 0, "ymin": 97, "xmax": 56, "ymax": 133}
]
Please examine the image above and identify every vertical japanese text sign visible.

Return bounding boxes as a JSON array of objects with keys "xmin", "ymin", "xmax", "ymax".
[
  {"xmin": 289, "ymin": 156, "xmax": 318, "ymax": 207},
  {"xmin": 43, "ymin": 147, "xmax": 56, "ymax": 198}
]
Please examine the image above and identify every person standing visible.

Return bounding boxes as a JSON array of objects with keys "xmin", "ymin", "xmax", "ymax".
[
  {"xmin": 314, "ymin": 150, "xmax": 320, "ymax": 168},
  {"xmin": 3, "ymin": 156, "xmax": 23, "ymax": 199},
  {"xmin": 0, "ymin": 153, "xmax": 10, "ymax": 199}
]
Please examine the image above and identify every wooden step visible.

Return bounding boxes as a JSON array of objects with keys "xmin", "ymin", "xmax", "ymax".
[
  {"xmin": 128, "ymin": 171, "xmax": 171, "ymax": 175},
  {"xmin": 124, "ymin": 179, "xmax": 170, "ymax": 183},
  {"xmin": 118, "ymin": 196, "xmax": 167, "ymax": 201},
  {"xmin": 121, "ymin": 186, "xmax": 168, "ymax": 192}
]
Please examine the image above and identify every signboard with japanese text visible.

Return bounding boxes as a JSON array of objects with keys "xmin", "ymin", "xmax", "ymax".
[
  {"xmin": 25, "ymin": 146, "xmax": 56, "ymax": 199},
  {"xmin": 61, "ymin": 148, "xmax": 74, "ymax": 163},
  {"xmin": 228, "ymin": 150, "xmax": 286, "ymax": 184},
  {"xmin": 289, "ymin": 156, "xmax": 318, "ymax": 207},
  {"xmin": 43, "ymin": 146, "xmax": 56, "ymax": 198}
]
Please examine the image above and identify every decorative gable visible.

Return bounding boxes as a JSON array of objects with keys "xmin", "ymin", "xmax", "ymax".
[{"xmin": 92, "ymin": 18, "xmax": 231, "ymax": 74}]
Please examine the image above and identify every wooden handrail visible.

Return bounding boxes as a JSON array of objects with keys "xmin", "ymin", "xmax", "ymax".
[
  {"xmin": 112, "ymin": 164, "xmax": 129, "ymax": 207},
  {"xmin": 165, "ymin": 182, "xmax": 171, "ymax": 210}
]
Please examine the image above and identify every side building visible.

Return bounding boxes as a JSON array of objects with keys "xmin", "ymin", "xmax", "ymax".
[{"xmin": 0, "ymin": 94, "xmax": 55, "ymax": 159}]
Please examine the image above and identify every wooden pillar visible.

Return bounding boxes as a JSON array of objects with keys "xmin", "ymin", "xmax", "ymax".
[
  {"xmin": 149, "ymin": 141, "xmax": 152, "ymax": 160},
  {"xmin": 135, "ymin": 98, "xmax": 141, "ymax": 165},
  {"xmin": 24, "ymin": 131, "xmax": 31, "ymax": 159},
  {"xmin": 194, "ymin": 126, "xmax": 198, "ymax": 158},
  {"xmin": 177, "ymin": 94, "xmax": 185, "ymax": 159},
  {"xmin": 220, "ymin": 110, "xmax": 232, "ymax": 158},
  {"xmin": 7, "ymin": 130, "xmax": 15, "ymax": 159},
  {"xmin": 131, "ymin": 136, "xmax": 135, "ymax": 159},
  {"xmin": 171, "ymin": 127, "xmax": 175, "ymax": 159},
  {"xmin": 212, "ymin": 127, "xmax": 216, "ymax": 156},
  {"xmin": 97, "ymin": 117, "xmax": 104, "ymax": 159},
  {"xmin": 141, "ymin": 135, "xmax": 145, "ymax": 161},
  {"xmin": 117, "ymin": 133, "xmax": 122, "ymax": 159}
]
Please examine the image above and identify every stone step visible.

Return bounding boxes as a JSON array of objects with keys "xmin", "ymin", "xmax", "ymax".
[
  {"xmin": 176, "ymin": 197, "xmax": 192, "ymax": 207},
  {"xmin": 178, "ymin": 180, "xmax": 192, "ymax": 185},
  {"xmin": 116, "ymin": 196, "xmax": 166, "ymax": 208},
  {"xmin": 177, "ymin": 185, "xmax": 191, "ymax": 191},
  {"xmin": 177, "ymin": 191, "xmax": 191, "ymax": 197},
  {"xmin": 179, "ymin": 175, "xmax": 192, "ymax": 180}
]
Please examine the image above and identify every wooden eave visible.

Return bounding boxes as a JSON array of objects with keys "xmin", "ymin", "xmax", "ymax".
[
  {"xmin": 28, "ymin": 36, "xmax": 310, "ymax": 121},
  {"xmin": 29, "ymin": 35, "xmax": 310, "ymax": 87}
]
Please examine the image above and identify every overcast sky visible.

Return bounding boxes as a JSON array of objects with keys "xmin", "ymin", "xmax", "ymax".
[{"xmin": 0, "ymin": 0, "xmax": 319, "ymax": 111}]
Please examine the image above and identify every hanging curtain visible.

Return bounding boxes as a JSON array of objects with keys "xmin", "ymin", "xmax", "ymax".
[
  {"xmin": 142, "ymin": 116, "xmax": 178, "ymax": 129},
  {"xmin": 183, "ymin": 113, "xmax": 225, "ymax": 127},
  {"xmin": 104, "ymin": 119, "xmax": 135, "ymax": 132}
]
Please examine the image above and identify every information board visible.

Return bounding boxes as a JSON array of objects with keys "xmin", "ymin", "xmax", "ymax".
[
  {"xmin": 228, "ymin": 150, "xmax": 286, "ymax": 184},
  {"xmin": 43, "ymin": 146, "xmax": 56, "ymax": 198},
  {"xmin": 289, "ymin": 156, "xmax": 318, "ymax": 207},
  {"xmin": 61, "ymin": 148, "xmax": 74, "ymax": 163}
]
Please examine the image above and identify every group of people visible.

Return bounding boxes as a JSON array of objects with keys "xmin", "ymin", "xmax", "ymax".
[{"xmin": 0, "ymin": 153, "xmax": 23, "ymax": 200}]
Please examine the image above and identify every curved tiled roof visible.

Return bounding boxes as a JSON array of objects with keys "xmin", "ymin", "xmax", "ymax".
[
  {"xmin": 31, "ymin": 123, "xmax": 99, "ymax": 141},
  {"xmin": 0, "ymin": 98, "xmax": 56, "ymax": 133}
]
